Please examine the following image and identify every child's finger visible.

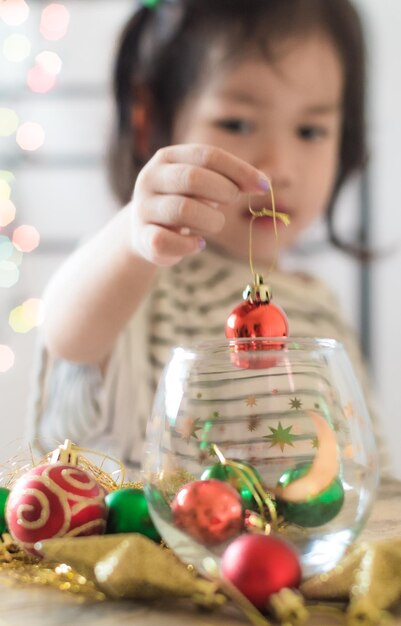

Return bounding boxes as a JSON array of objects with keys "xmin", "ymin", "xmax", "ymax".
[
  {"xmin": 144, "ymin": 163, "xmax": 240, "ymax": 205},
  {"xmin": 142, "ymin": 195, "xmax": 225, "ymax": 235},
  {"xmin": 154, "ymin": 144, "xmax": 270, "ymax": 194},
  {"xmin": 139, "ymin": 224, "xmax": 205, "ymax": 266}
]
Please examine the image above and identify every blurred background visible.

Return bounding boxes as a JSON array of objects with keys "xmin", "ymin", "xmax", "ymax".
[{"xmin": 0, "ymin": 1, "xmax": 400, "ymax": 474}]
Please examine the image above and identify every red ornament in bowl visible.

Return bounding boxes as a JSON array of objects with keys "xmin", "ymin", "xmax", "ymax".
[{"xmin": 171, "ymin": 479, "xmax": 243, "ymax": 545}]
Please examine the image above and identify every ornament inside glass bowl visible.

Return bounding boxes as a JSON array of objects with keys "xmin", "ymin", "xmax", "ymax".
[{"xmin": 143, "ymin": 338, "xmax": 379, "ymax": 586}]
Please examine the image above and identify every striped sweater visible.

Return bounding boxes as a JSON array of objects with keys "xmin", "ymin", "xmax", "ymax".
[{"xmin": 29, "ymin": 246, "xmax": 388, "ymax": 476}]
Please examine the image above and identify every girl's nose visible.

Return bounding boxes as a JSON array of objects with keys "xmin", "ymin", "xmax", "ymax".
[{"xmin": 256, "ymin": 142, "xmax": 294, "ymax": 189}]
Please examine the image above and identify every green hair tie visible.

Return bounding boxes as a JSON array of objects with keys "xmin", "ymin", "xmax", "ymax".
[{"xmin": 142, "ymin": 0, "xmax": 163, "ymax": 8}]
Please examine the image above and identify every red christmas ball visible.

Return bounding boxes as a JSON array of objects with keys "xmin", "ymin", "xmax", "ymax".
[
  {"xmin": 226, "ymin": 301, "xmax": 289, "ymax": 369},
  {"xmin": 221, "ymin": 534, "xmax": 301, "ymax": 610},
  {"xmin": 171, "ymin": 479, "xmax": 243, "ymax": 545},
  {"xmin": 226, "ymin": 300, "xmax": 289, "ymax": 340},
  {"xmin": 6, "ymin": 463, "xmax": 107, "ymax": 555}
]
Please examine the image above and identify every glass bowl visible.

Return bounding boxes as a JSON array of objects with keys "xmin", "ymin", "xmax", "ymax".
[{"xmin": 143, "ymin": 338, "xmax": 379, "ymax": 578}]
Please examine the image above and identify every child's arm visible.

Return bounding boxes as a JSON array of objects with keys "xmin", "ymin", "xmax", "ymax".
[{"xmin": 43, "ymin": 144, "xmax": 269, "ymax": 364}]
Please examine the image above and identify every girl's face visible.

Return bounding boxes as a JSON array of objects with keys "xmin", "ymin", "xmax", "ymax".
[{"xmin": 172, "ymin": 33, "xmax": 344, "ymax": 264}]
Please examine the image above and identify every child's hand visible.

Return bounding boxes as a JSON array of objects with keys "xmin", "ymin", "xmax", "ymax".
[{"xmin": 129, "ymin": 144, "xmax": 270, "ymax": 266}]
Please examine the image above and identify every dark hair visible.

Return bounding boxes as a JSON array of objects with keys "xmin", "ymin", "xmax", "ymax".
[{"xmin": 109, "ymin": 0, "xmax": 367, "ymax": 256}]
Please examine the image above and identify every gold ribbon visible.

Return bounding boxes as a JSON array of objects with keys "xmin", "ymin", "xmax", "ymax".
[{"xmin": 248, "ymin": 185, "xmax": 290, "ymax": 282}]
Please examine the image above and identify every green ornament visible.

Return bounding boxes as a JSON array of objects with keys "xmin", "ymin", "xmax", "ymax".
[
  {"xmin": 0, "ymin": 487, "xmax": 10, "ymax": 534},
  {"xmin": 276, "ymin": 462, "xmax": 344, "ymax": 527},
  {"xmin": 105, "ymin": 488, "xmax": 161, "ymax": 542},
  {"xmin": 200, "ymin": 461, "xmax": 263, "ymax": 511},
  {"xmin": 142, "ymin": 0, "xmax": 163, "ymax": 9}
]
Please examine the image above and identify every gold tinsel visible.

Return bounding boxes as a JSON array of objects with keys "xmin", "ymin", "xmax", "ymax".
[{"xmin": 0, "ymin": 534, "xmax": 105, "ymax": 602}]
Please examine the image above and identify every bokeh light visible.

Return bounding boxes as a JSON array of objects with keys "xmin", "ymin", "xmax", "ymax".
[
  {"xmin": 12, "ymin": 224, "xmax": 40, "ymax": 252},
  {"xmin": 0, "ymin": 261, "xmax": 19, "ymax": 288},
  {"xmin": 0, "ymin": 237, "xmax": 22, "ymax": 266},
  {"xmin": 9, "ymin": 298, "xmax": 45, "ymax": 334},
  {"xmin": 0, "ymin": 199, "xmax": 16, "ymax": 227},
  {"xmin": 3, "ymin": 34, "xmax": 31, "ymax": 63},
  {"xmin": 9, "ymin": 306, "xmax": 28, "ymax": 333},
  {"xmin": 0, "ymin": 171, "xmax": 15, "ymax": 186},
  {"xmin": 16, "ymin": 122, "xmax": 45, "ymax": 151},
  {"xmin": 36, "ymin": 50, "xmax": 62, "ymax": 75},
  {"xmin": 0, "ymin": 345, "xmax": 15, "ymax": 373},
  {"xmin": 27, "ymin": 64, "xmax": 56, "ymax": 93},
  {"xmin": 0, "ymin": 180, "xmax": 11, "ymax": 201},
  {"xmin": 0, "ymin": 236, "xmax": 15, "ymax": 262},
  {"xmin": 0, "ymin": 0, "xmax": 30, "ymax": 26},
  {"xmin": 40, "ymin": 3, "xmax": 70, "ymax": 41},
  {"xmin": 0, "ymin": 108, "xmax": 19, "ymax": 137},
  {"xmin": 8, "ymin": 245, "xmax": 23, "ymax": 267}
]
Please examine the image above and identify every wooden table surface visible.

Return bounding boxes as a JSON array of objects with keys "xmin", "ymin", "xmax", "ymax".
[{"xmin": 1, "ymin": 478, "xmax": 401, "ymax": 626}]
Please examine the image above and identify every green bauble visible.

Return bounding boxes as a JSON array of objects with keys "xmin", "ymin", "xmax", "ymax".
[
  {"xmin": 0, "ymin": 487, "xmax": 10, "ymax": 534},
  {"xmin": 276, "ymin": 462, "xmax": 344, "ymax": 527},
  {"xmin": 105, "ymin": 488, "xmax": 161, "ymax": 541},
  {"xmin": 201, "ymin": 461, "xmax": 263, "ymax": 510}
]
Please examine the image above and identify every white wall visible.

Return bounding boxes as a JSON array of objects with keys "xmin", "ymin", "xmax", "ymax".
[
  {"xmin": 0, "ymin": 0, "xmax": 131, "ymax": 465},
  {"xmin": 354, "ymin": 0, "xmax": 401, "ymax": 475},
  {"xmin": 0, "ymin": 1, "xmax": 400, "ymax": 474}
]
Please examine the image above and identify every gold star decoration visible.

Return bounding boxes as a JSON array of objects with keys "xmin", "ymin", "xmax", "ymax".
[
  {"xmin": 264, "ymin": 422, "xmax": 297, "ymax": 451},
  {"xmin": 311, "ymin": 436, "xmax": 319, "ymax": 449},
  {"xmin": 247, "ymin": 415, "xmax": 261, "ymax": 432},
  {"xmin": 245, "ymin": 396, "xmax": 257, "ymax": 407},
  {"xmin": 289, "ymin": 397, "xmax": 302, "ymax": 410},
  {"xmin": 197, "ymin": 445, "xmax": 216, "ymax": 464},
  {"xmin": 37, "ymin": 534, "xmax": 225, "ymax": 607},
  {"xmin": 176, "ymin": 417, "xmax": 201, "ymax": 443},
  {"xmin": 301, "ymin": 539, "xmax": 401, "ymax": 622}
]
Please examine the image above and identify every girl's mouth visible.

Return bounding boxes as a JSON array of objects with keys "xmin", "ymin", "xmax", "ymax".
[{"xmin": 241, "ymin": 207, "xmax": 292, "ymax": 229}]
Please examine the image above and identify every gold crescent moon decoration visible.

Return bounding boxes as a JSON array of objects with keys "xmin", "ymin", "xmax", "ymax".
[{"xmin": 274, "ymin": 410, "xmax": 339, "ymax": 503}]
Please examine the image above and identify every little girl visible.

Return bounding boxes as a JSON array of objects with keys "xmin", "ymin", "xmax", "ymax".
[{"xmin": 30, "ymin": 0, "xmax": 386, "ymax": 473}]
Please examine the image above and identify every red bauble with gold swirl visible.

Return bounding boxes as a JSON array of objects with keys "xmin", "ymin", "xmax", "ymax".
[{"xmin": 6, "ymin": 462, "xmax": 107, "ymax": 555}]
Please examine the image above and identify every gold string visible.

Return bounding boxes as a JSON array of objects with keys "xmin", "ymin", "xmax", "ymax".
[
  {"xmin": 212, "ymin": 444, "xmax": 277, "ymax": 526},
  {"xmin": 75, "ymin": 446, "xmax": 126, "ymax": 488},
  {"xmin": 45, "ymin": 440, "xmax": 126, "ymax": 491},
  {"xmin": 202, "ymin": 556, "xmax": 273, "ymax": 626},
  {"xmin": 308, "ymin": 603, "xmax": 347, "ymax": 624},
  {"xmin": 248, "ymin": 182, "xmax": 291, "ymax": 281}
]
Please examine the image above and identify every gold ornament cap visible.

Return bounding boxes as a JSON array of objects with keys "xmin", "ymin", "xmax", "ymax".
[
  {"xmin": 50, "ymin": 439, "xmax": 79, "ymax": 465},
  {"xmin": 243, "ymin": 273, "xmax": 272, "ymax": 304}
]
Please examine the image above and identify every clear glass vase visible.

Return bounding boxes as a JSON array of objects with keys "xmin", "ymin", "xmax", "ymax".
[{"xmin": 143, "ymin": 338, "xmax": 379, "ymax": 578}]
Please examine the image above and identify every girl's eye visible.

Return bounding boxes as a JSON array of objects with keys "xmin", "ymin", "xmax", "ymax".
[
  {"xmin": 297, "ymin": 125, "xmax": 328, "ymax": 141},
  {"xmin": 215, "ymin": 118, "xmax": 254, "ymax": 134}
]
